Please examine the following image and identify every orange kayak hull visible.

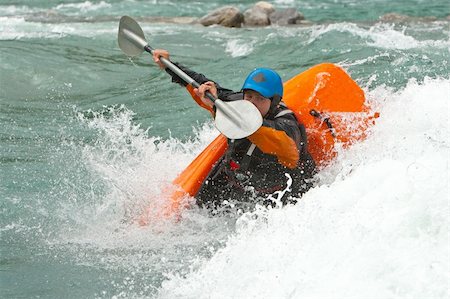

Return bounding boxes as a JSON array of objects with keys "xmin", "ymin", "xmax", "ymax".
[{"xmin": 167, "ymin": 63, "xmax": 376, "ymax": 215}]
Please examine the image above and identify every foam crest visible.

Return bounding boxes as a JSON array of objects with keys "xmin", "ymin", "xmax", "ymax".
[
  {"xmin": 158, "ymin": 77, "xmax": 450, "ymax": 298},
  {"xmin": 54, "ymin": 1, "xmax": 111, "ymax": 13},
  {"xmin": 70, "ymin": 105, "xmax": 211, "ymax": 226},
  {"xmin": 0, "ymin": 5, "xmax": 33, "ymax": 15},
  {"xmin": 0, "ymin": 16, "xmax": 117, "ymax": 40},
  {"xmin": 45, "ymin": 105, "xmax": 235, "ymax": 295},
  {"xmin": 225, "ymin": 39, "xmax": 255, "ymax": 57},
  {"xmin": 310, "ymin": 22, "xmax": 450, "ymax": 50}
]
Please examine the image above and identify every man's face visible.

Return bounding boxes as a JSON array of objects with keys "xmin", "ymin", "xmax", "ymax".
[{"xmin": 243, "ymin": 90, "xmax": 271, "ymax": 117}]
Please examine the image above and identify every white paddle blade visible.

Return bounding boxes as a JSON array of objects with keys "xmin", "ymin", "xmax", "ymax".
[
  {"xmin": 214, "ymin": 99, "xmax": 263, "ymax": 139},
  {"xmin": 118, "ymin": 16, "xmax": 147, "ymax": 57}
]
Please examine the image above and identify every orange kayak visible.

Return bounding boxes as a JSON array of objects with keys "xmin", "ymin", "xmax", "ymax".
[{"xmin": 142, "ymin": 63, "xmax": 377, "ymax": 221}]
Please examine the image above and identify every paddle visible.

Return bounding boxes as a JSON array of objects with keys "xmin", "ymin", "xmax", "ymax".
[{"xmin": 117, "ymin": 16, "xmax": 262, "ymax": 139}]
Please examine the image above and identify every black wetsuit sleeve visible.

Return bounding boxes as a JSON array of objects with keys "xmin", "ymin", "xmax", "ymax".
[
  {"xmin": 165, "ymin": 63, "xmax": 210, "ymax": 86},
  {"xmin": 164, "ymin": 63, "xmax": 242, "ymax": 101}
]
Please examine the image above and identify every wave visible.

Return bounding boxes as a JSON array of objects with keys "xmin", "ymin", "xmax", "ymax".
[
  {"xmin": 225, "ymin": 39, "xmax": 255, "ymax": 57},
  {"xmin": 157, "ymin": 77, "xmax": 450, "ymax": 298},
  {"xmin": 54, "ymin": 0, "xmax": 111, "ymax": 13},
  {"xmin": 28, "ymin": 105, "xmax": 229, "ymax": 297},
  {"xmin": 309, "ymin": 22, "xmax": 450, "ymax": 50},
  {"xmin": 0, "ymin": 15, "xmax": 121, "ymax": 40},
  {"xmin": 0, "ymin": 4, "xmax": 34, "ymax": 16}
]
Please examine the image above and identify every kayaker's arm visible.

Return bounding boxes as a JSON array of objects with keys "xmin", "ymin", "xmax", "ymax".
[
  {"xmin": 152, "ymin": 49, "xmax": 237, "ymax": 101},
  {"xmin": 165, "ymin": 63, "xmax": 210, "ymax": 87},
  {"xmin": 164, "ymin": 63, "xmax": 216, "ymax": 114},
  {"xmin": 248, "ymin": 116, "xmax": 301, "ymax": 169},
  {"xmin": 165, "ymin": 63, "xmax": 242, "ymax": 114},
  {"xmin": 166, "ymin": 63, "xmax": 237, "ymax": 98},
  {"xmin": 165, "ymin": 61, "xmax": 302, "ymax": 168}
]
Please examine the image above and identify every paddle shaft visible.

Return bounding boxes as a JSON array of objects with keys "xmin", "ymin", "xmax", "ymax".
[
  {"xmin": 143, "ymin": 44, "xmax": 247, "ymax": 127},
  {"xmin": 143, "ymin": 45, "xmax": 217, "ymax": 103},
  {"xmin": 119, "ymin": 20, "xmax": 263, "ymax": 138},
  {"xmin": 120, "ymin": 27, "xmax": 216, "ymax": 101}
]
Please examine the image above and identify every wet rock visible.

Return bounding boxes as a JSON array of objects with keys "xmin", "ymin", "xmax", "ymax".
[
  {"xmin": 199, "ymin": 6, "xmax": 244, "ymax": 28},
  {"xmin": 140, "ymin": 16, "xmax": 198, "ymax": 25},
  {"xmin": 244, "ymin": 9, "xmax": 269, "ymax": 26},
  {"xmin": 380, "ymin": 13, "xmax": 438, "ymax": 22},
  {"xmin": 379, "ymin": 13, "xmax": 410, "ymax": 22},
  {"xmin": 243, "ymin": 1, "xmax": 274, "ymax": 26},
  {"xmin": 269, "ymin": 7, "xmax": 305, "ymax": 25},
  {"xmin": 253, "ymin": 1, "xmax": 275, "ymax": 15}
]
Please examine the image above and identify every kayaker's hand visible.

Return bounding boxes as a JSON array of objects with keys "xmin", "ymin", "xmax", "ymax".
[
  {"xmin": 194, "ymin": 81, "xmax": 216, "ymax": 109},
  {"xmin": 152, "ymin": 49, "xmax": 170, "ymax": 69}
]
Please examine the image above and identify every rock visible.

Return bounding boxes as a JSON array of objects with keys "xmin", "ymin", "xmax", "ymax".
[
  {"xmin": 244, "ymin": 9, "xmax": 269, "ymax": 26},
  {"xmin": 199, "ymin": 6, "xmax": 244, "ymax": 28},
  {"xmin": 380, "ymin": 13, "xmax": 438, "ymax": 22},
  {"xmin": 243, "ymin": 1, "xmax": 275, "ymax": 26},
  {"xmin": 244, "ymin": 8, "xmax": 270, "ymax": 26},
  {"xmin": 141, "ymin": 16, "xmax": 198, "ymax": 25},
  {"xmin": 253, "ymin": 1, "xmax": 275, "ymax": 15},
  {"xmin": 379, "ymin": 13, "xmax": 410, "ymax": 22},
  {"xmin": 269, "ymin": 8, "xmax": 304, "ymax": 25}
]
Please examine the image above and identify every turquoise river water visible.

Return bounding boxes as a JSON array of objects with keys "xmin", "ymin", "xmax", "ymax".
[{"xmin": 1, "ymin": 0, "xmax": 449, "ymax": 298}]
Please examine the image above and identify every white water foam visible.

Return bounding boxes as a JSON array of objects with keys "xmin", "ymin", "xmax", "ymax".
[
  {"xmin": 157, "ymin": 77, "xmax": 450, "ymax": 298},
  {"xmin": 0, "ymin": 16, "xmax": 117, "ymax": 40},
  {"xmin": 225, "ymin": 39, "xmax": 255, "ymax": 57},
  {"xmin": 48, "ymin": 105, "xmax": 232, "ymax": 297},
  {"xmin": 0, "ymin": 5, "xmax": 34, "ymax": 16},
  {"xmin": 309, "ymin": 22, "xmax": 450, "ymax": 50},
  {"xmin": 201, "ymin": 30, "xmax": 257, "ymax": 57},
  {"xmin": 54, "ymin": 1, "xmax": 111, "ymax": 13},
  {"xmin": 274, "ymin": 0, "xmax": 296, "ymax": 4},
  {"xmin": 0, "ymin": 15, "xmax": 185, "ymax": 40},
  {"xmin": 64, "ymin": 105, "xmax": 217, "ymax": 227}
]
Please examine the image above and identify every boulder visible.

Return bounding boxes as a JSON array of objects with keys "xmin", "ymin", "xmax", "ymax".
[
  {"xmin": 244, "ymin": 9, "xmax": 269, "ymax": 26},
  {"xmin": 379, "ymin": 13, "xmax": 410, "ymax": 22},
  {"xmin": 243, "ymin": 1, "xmax": 275, "ymax": 26},
  {"xmin": 379, "ymin": 13, "xmax": 437, "ymax": 22},
  {"xmin": 199, "ymin": 6, "xmax": 244, "ymax": 28},
  {"xmin": 140, "ymin": 16, "xmax": 198, "ymax": 25},
  {"xmin": 253, "ymin": 1, "xmax": 275, "ymax": 15},
  {"xmin": 269, "ymin": 8, "xmax": 304, "ymax": 25}
]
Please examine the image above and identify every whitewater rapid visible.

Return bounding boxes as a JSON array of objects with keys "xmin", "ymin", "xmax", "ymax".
[
  {"xmin": 2, "ymin": 3, "xmax": 448, "ymax": 296},
  {"xmin": 157, "ymin": 77, "xmax": 449, "ymax": 298}
]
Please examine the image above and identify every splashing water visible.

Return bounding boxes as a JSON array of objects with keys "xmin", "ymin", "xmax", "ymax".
[
  {"xmin": 158, "ymin": 77, "xmax": 450, "ymax": 299},
  {"xmin": 2, "ymin": 1, "xmax": 449, "ymax": 296}
]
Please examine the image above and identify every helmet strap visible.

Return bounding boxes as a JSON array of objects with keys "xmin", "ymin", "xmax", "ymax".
[{"xmin": 268, "ymin": 94, "xmax": 282, "ymax": 117}]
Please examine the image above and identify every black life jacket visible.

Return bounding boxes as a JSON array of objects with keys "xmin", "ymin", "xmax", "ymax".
[{"xmin": 204, "ymin": 103, "xmax": 316, "ymax": 197}]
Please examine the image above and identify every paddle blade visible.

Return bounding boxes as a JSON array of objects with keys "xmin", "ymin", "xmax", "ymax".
[
  {"xmin": 214, "ymin": 100, "xmax": 263, "ymax": 139},
  {"xmin": 118, "ymin": 16, "xmax": 147, "ymax": 57}
]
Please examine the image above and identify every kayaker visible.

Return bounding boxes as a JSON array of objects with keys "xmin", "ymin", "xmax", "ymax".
[{"xmin": 152, "ymin": 49, "xmax": 316, "ymax": 213}]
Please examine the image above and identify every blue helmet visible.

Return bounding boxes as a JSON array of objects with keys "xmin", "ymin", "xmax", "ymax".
[{"xmin": 241, "ymin": 68, "xmax": 283, "ymax": 100}]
